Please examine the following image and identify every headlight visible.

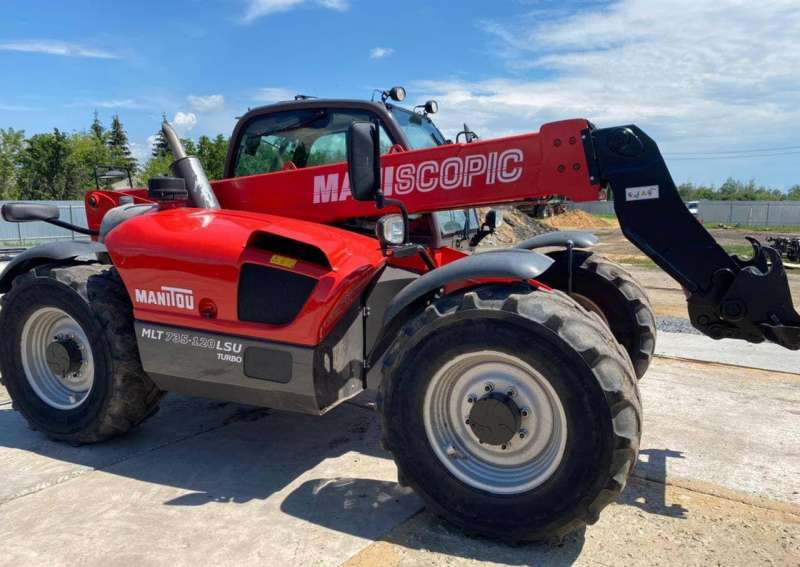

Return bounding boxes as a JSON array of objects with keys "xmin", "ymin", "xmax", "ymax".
[{"xmin": 376, "ymin": 214, "xmax": 406, "ymax": 246}]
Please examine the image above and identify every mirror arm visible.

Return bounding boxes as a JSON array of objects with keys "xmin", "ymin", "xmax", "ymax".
[
  {"xmin": 45, "ymin": 218, "xmax": 99, "ymax": 236},
  {"xmin": 375, "ymin": 193, "xmax": 410, "ymax": 245}
]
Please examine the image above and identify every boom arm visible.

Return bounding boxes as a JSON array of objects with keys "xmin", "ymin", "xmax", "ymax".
[
  {"xmin": 586, "ymin": 125, "xmax": 800, "ymax": 350},
  {"xmin": 209, "ymin": 118, "xmax": 800, "ymax": 349}
]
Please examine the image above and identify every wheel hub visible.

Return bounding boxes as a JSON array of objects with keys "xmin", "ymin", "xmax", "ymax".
[
  {"xmin": 21, "ymin": 307, "xmax": 95, "ymax": 410},
  {"xmin": 45, "ymin": 336, "xmax": 84, "ymax": 378},
  {"xmin": 468, "ymin": 393, "xmax": 521, "ymax": 446},
  {"xmin": 423, "ymin": 350, "xmax": 568, "ymax": 494}
]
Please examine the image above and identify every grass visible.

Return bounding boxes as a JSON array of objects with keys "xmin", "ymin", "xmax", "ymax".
[
  {"xmin": 613, "ymin": 243, "xmax": 757, "ymax": 271},
  {"xmin": 704, "ymin": 223, "xmax": 800, "ymax": 233}
]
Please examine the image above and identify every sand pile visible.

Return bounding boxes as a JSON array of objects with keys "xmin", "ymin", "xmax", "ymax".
[
  {"xmin": 543, "ymin": 209, "xmax": 614, "ymax": 229},
  {"xmin": 479, "ymin": 207, "xmax": 553, "ymax": 247}
]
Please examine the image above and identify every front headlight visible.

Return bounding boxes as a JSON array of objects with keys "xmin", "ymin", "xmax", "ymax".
[{"xmin": 376, "ymin": 214, "xmax": 406, "ymax": 246}]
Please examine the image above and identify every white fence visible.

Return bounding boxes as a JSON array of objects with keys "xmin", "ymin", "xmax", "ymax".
[{"xmin": 573, "ymin": 200, "xmax": 800, "ymax": 227}]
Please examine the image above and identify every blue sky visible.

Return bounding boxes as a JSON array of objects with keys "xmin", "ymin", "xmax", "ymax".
[{"xmin": 1, "ymin": 0, "xmax": 798, "ymax": 189}]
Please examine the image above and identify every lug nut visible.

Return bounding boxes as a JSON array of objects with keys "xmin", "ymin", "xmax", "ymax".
[
  {"xmin": 467, "ymin": 394, "xmax": 477, "ymax": 404},
  {"xmin": 520, "ymin": 407, "xmax": 530, "ymax": 418},
  {"xmin": 519, "ymin": 429, "xmax": 528, "ymax": 440},
  {"xmin": 501, "ymin": 444, "xmax": 508, "ymax": 450},
  {"xmin": 506, "ymin": 388, "xmax": 515, "ymax": 398},
  {"xmin": 484, "ymin": 383, "xmax": 494, "ymax": 393}
]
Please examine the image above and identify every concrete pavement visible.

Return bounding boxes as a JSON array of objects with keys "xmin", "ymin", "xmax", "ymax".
[{"xmin": 1, "ymin": 348, "xmax": 798, "ymax": 566}]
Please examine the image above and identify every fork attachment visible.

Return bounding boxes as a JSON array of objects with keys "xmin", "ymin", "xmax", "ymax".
[{"xmin": 583, "ymin": 124, "xmax": 800, "ymax": 350}]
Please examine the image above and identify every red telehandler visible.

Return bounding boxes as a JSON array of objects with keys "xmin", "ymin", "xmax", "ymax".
[{"xmin": 1, "ymin": 88, "xmax": 797, "ymax": 542}]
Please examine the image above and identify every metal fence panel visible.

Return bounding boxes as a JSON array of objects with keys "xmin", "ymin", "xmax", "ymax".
[
  {"xmin": 0, "ymin": 201, "xmax": 88, "ymax": 247},
  {"xmin": 571, "ymin": 201, "xmax": 616, "ymax": 216},
  {"xmin": 698, "ymin": 201, "xmax": 800, "ymax": 227},
  {"xmin": 573, "ymin": 200, "xmax": 800, "ymax": 227}
]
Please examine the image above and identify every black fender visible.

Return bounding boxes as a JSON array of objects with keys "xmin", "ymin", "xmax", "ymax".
[
  {"xmin": 0, "ymin": 241, "xmax": 108, "ymax": 293},
  {"xmin": 382, "ymin": 248, "xmax": 554, "ymax": 326},
  {"xmin": 516, "ymin": 230, "xmax": 598, "ymax": 251},
  {"xmin": 366, "ymin": 249, "xmax": 554, "ymax": 373}
]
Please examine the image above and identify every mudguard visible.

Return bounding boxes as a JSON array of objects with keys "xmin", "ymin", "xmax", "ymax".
[
  {"xmin": 516, "ymin": 230, "xmax": 598, "ymax": 251},
  {"xmin": 0, "ymin": 241, "xmax": 108, "ymax": 293},
  {"xmin": 382, "ymin": 248, "xmax": 554, "ymax": 326}
]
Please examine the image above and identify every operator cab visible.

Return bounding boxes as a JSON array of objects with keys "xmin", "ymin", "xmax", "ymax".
[{"xmin": 224, "ymin": 88, "xmax": 483, "ymax": 249}]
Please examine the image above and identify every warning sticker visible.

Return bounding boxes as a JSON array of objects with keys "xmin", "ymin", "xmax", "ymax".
[
  {"xmin": 270, "ymin": 254, "xmax": 298, "ymax": 269},
  {"xmin": 625, "ymin": 185, "xmax": 659, "ymax": 201}
]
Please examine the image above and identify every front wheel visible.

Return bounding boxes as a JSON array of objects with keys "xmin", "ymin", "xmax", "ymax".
[
  {"xmin": 0, "ymin": 264, "xmax": 163, "ymax": 444},
  {"xmin": 379, "ymin": 285, "xmax": 641, "ymax": 542}
]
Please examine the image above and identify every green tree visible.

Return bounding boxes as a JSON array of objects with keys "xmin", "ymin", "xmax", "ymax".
[
  {"xmin": 788, "ymin": 185, "xmax": 800, "ymax": 200},
  {"xmin": 136, "ymin": 153, "xmax": 173, "ymax": 185},
  {"xmin": 69, "ymin": 131, "xmax": 114, "ymax": 191},
  {"xmin": 90, "ymin": 110, "xmax": 105, "ymax": 143},
  {"xmin": 0, "ymin": 128, "xmax": 25, "ymax": 199},
  {"xmin": 17, "ymin": 129, "xmax": 78, "ymax": 200},
  {"xmin": 197, "ymin": 134, "xmax": 228, "ymax": 180},
  {"xmin": 107, "ymin": 114, "xmax": 137, "ymax": 173}
]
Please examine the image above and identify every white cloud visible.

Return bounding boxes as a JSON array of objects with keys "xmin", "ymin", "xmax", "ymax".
[
  {"xmin": 173, "ymin": 112, "xmax": 198, "ymax": 134},
  {"xmin": 0, "ymin": 40, "xmax": 118, "ymax": 59},
  {"xmin": 129, "ymin": 141, "xmax": 150, "ymax": 165},
  {"xmin": 253, "ymin": 87, "xmax": 296, "ymax": 103},
  {"xmin": 188, "ymin": 94, "xmax": 225, "ymax": 113},
  {"xmin": 67, "ymin": 98, "xmax": 146, "ymax": 110},
  {"xmin": 241, "ymin": 0, "xmax": 349, "ymax": 22},
  {"xmin": 0, "ymin": 103, "xmax": 38, "ymax": 112},
  {"xmin": 420, "ymin": 0, "xmax": 800, "ymax": 155},
  {"xmin": 369, "ymin": 47, "xmax": 394, "ymax": 60}
]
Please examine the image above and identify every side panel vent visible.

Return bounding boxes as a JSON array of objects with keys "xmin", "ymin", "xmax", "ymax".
[
  {"xmin": 248, "ymin": 232, "xmax": 330, "ymax": 269},
  {"xmin": 238, "ymin": 263, "xmax": 317, "ymax": 325}
]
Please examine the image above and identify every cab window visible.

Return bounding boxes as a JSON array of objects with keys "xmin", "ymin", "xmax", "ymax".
[
  {"xmin": 437, "ymin": 209, "xmax": 480, "ymax": 236},
  {"xmin": 234, "ymin": 108, "xmax": 392, "ymax": 177}
]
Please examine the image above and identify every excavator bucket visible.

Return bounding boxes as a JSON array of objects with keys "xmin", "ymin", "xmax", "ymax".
[{"xmin": 583, "ymin": 124, "xmax": 800, "ymax": 349}]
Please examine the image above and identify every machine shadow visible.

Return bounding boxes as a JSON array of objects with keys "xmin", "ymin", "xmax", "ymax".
[
  {"xmin": 0, "ymin": 395, "xmax": 681, "ymax": 565},
  {"xmin": 281, "ymin": 476, "xmax": 587, "ymax": 566},
  {"xmin": 622, "ymin": 448, "xmax": 688, "ymax": 519}
]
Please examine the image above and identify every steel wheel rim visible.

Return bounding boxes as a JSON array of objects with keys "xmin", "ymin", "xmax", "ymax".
[
  {"xmin": 20, "ymin": 307, "xmax": 95, "ymax": 410},
  {"xmin": 569, "ymin": 292, "xmax": 609, "ymax": 326},
  {"xmin": 423, "ymin": 350, "xmax": 567, "ymax": 494}
]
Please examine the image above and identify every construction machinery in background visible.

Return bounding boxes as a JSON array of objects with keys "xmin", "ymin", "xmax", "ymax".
[{"xmin": 1, "ymin": 86, "xmax": 797, "ymax": 542}]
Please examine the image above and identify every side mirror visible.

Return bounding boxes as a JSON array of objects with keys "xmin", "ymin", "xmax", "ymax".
[
  {"xmin": 346, "ymin": 121, "xmax": 381, "ymax": 202},
  {"xmin": 1, "ymin": 202, "xmax": 60, "ymax": 223},
  {"xmin": 485, "ymin": 209, "xmax": 504, "ymax": 229}
]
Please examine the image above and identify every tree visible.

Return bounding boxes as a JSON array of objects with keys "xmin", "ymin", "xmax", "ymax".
[
  {"xmin": 0, "ymin": 128, "xmax": 25, "ymax": 199},
  {"xmin": 69, "ymin": 131, "xmax": 113, "ymax": 191},
  {"xmin": 136, "ymin": 153, "xmax": 173, "ymax": 185},
  {"xmin": 788, "ymin": 185, "xmax": 800, "ymax": 201},
  {"xmin": 17, "ymin": 129, "xmax": 78, "ymax": 200},
  {"xmin": 90, "ymin": 110, "xmax": 105, "ymax": 143},
  {"xmin": 107, "ymin": 114, "xmax": 137, "ymax": 173},
  {"xmin": 197, "ymin": 134, "xmax": 229, "ymax": 180}
]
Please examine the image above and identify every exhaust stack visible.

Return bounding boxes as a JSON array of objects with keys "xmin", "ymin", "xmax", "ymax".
[{"xmin": 161, "ymin": 119, "xmax": 220, "ymax": 210}]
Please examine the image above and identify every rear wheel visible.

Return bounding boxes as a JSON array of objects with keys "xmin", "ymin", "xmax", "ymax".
[
  {"xmin": 0, "ymin": 264, "xmax": 163, "ymax": 444},
  {"xmin": 380, "ymin": 285, "xmax": 641, "ymax": 542},
  {"xmin": 538, "ymin": 251, "xmax": 656, "ymax": 379}
]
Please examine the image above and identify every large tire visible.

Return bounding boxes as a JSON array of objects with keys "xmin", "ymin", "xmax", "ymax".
[
  {"xmin": 538, "ymin": 251, "xmax": 656, "ymax": 379},
  {"xmin": 379, "ymin": 285, "xmax": 641, "ymax": 542},
  {"xmin": 0, "ymin": 263, "xmax": 163, "ymax": 444}
]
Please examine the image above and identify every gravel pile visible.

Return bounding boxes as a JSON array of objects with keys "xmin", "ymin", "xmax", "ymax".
[{"xmin": 656, "ymin": 316, "xmax": 701, "ymax": 335}]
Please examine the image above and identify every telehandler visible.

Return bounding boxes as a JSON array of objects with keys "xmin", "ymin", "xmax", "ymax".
[{"xmin": 1, "ymin": 87, "xmax": 797, "ymax": 541}]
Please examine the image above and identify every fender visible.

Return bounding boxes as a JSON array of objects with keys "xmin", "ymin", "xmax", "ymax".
[
  {"xmin": 0, "ymin": 241, "xmax": 108, "ymax": 293},
  {"xmin": 365, "ymin": 249, "xmax": 554, "ymax": 375},
  {"xmin": 383, "ymin": 248, "xmax": 554, "ymax": 326},
  {"xmin": 516, "ymin": 230, "xmax": 598, "ymax": 251}
]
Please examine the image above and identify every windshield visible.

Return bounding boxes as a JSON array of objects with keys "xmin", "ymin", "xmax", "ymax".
[{"xmin": 389, "ymin": 106, "xmax": 446, "ymax": 149}]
